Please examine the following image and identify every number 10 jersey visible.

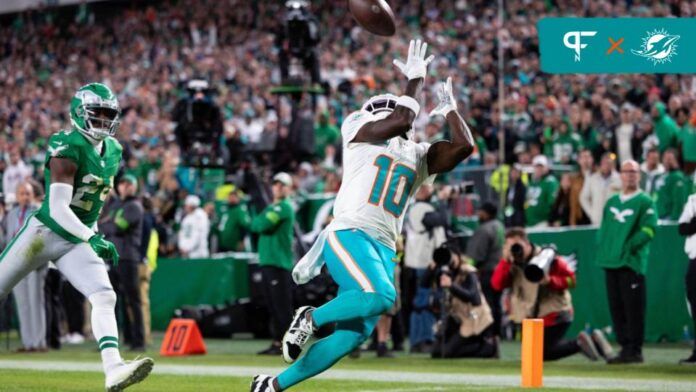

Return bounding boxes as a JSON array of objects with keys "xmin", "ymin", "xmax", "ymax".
[
  {"xmin": 332, "ymin": 110, "xmax": 434, "ymax": 250},
  {"xmin": 36, "ymin": 130, "xmax": 122, "ymax": 243}
]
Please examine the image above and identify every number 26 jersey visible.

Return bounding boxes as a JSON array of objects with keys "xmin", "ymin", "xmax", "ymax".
[
  {"xmin": 36, "ymin": 130, "xmax": 122, "ymax": 243},
  {"xmin": 331, "ymin": 110, "xmax": 435, "ymax": 250}
]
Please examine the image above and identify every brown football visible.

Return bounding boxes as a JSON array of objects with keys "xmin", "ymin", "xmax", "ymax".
[{"xmin": 348, "ymin": 0, "xmax": 396, "ymax": 37}]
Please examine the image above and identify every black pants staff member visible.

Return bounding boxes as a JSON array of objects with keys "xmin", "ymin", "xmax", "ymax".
[
  {"xmin": 679, "ymin": 194, "xmax": 696, "ymax": 364},
  {"xmin": 252, "ymin": 173, "xmax": 296, "ymax": 355},
  {"xmin": 100, "ymin": 175, "xmax": 145, "ymax": 350},
  {"xmin": 596, "ymin": 160, "xmax": 658, "ymax": 364}
]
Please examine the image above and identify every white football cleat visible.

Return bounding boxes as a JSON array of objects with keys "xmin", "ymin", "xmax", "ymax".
[
  {"xmin": 105, "ymin": 357, "xmax": 154, "ymax": 391},
  {"xmin": 250, "ymin": 375, "xmax": 277, "ymax": 392},
  {"xmin": 282, "ymin": 306, "xmax": 316, "ymax": 364}
]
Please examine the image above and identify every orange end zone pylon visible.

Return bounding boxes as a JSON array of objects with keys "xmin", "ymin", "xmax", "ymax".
[
  {"xmin": 521, "ymin": 318, "xmax": 544, "ymax": 388},
  {"xmin": 160, "ymin": 318, "xmax": 207, "ymax": 356}
]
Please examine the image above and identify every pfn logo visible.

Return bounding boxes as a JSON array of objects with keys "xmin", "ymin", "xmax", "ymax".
[{"xmin": 563, "ymin": 31, "xmax": 597, "ymax": 62}]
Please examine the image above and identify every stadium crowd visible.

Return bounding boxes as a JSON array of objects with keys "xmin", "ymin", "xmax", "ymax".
[
  {"xmin": 1, "ymin": 0, "xmax": 694, "ymax": 237},
  {"xmin": 0, "ymin": 0, "xmax": 695, "ymax": 356}
]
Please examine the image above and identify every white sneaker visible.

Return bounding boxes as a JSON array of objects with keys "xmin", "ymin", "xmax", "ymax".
[
  {"xmin": 66, "ymin": 333, "xmax": 85, "ymax": 345},
  {"xmin": 592, "ymin": 329, "xmax": 615, "ymax": 360},
  {"xmin": 250, "ymin": 375, "xmax": 277, "ymax": 392},
  {"xmin": 577, "ymin": 331, "xmax": 599, "ymax": 361},
  {"xmin": 105, "ymin": 357, "xmax": 154, "ymax": 391},
  {"xmin": 282, "ymin": 306, "xmax": 316, "ymax": 364}
]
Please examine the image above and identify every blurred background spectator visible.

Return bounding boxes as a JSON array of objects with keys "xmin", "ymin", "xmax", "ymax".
[
  {"xmin": 5, "ymin": 182, "xmax": 45, "ymax": 352},
  {"xmin": 177, "ymin": 195, "xmax": 210, "ymax": 258},
  {"xmin": 101, "ymin": 175, "xmax": 146, "ymax": 351},
  {"xmin": 655, "ymin": 148, "xmax": 689, "ymax": 221},
  {"xmin": 3, "ymin": 146, "xmax": 33, "ymax": 206},
  {"xmin": 464, "ymin": 202, "xmax": 503, "ymax": 336},
  {"xmin": 403, "ymin": 185, "xmax": 445, "ymax": 354},
  {"xmin": 525, "ymin": 155, "xmax": 558, "ymax": 228},
  {"xmin": 596, "ymin": 160, "xmax": 657, "ymax": 364},
  {"xmin": 580, "ymin": 153, "xmax": 621, "ymax": 225},
  {"xmin": 251, "ymin": 172, "xmax": 296, "ymax": 356},
  {"xmin": 679, "ymin": 194, "xmax": 696, "ymax": 364}
]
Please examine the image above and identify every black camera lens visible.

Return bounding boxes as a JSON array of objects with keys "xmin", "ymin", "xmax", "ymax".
[
  {"xmin": 511, "ymin": 243, "xmax": 524, "ymax": 258},
  {"xmin": 433, "ymin": 247, "xmax": 451, "ymax": 266}
]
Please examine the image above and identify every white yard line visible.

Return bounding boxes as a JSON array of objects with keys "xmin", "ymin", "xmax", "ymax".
[{"xmin": 0, "ymin": 360, "xmax": 695, "ymax": 391}]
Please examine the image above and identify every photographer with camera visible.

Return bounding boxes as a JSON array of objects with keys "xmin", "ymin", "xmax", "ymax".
[
  {"xmin": 491, "ymin": 227, "xmax": 609, "ymax": 361},
  {"xmin": 421, "ymin": 245, "xmax": 498, "ymax": 359}
]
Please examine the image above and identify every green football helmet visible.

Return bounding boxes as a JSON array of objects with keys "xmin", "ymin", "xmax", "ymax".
[{"xmin": 70, "ymin": 83, "xmax": 121, "ymax": 140}]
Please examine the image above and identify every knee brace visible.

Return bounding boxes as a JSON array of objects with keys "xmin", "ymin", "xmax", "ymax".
[{"xmin": 88, "ymin": 290, "xmax": 117, "ymax": 310}]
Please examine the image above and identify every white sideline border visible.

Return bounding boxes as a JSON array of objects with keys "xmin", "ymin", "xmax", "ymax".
[{"xmin": 0, "ymin": 360, "xmax": 695, "ymax": 391}]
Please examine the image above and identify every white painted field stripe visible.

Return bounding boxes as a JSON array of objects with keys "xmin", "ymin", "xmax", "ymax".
[{"xmin": 0, "ymin": 360, "xmax": 695, "ymax": 391}]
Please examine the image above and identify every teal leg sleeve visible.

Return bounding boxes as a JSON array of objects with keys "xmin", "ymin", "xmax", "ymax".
[
  {"xmin": 277, "ymin": 316, "xmax": 378, "ymax": 390},
  {"xmin": 276, "ymin": 230, "xmax": 396, "ymax": 389},
  {"xmin": 312, "ymin": 289, "xmax": 393, "ymax": 327},
  {"xmin": 313, "ymin": 230, "xmax": 396, "ymax": 327}
]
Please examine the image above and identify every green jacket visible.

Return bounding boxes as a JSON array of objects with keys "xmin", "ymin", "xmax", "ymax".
[
  {"xmin": 525, "ymin": 173, "xmax": 559, "ymax": 226},
  {"xmin": 314, "ymin": 123, "xmax": 340, "ymax": 158},
  {"xmin": 655, "ymin": 170, "xmax": 690, "ymax": 220},
  {"xmin": 596, "ymin": 192, "xmax": 657, "ymax": 274},
  {"xmin": 216, "ymin": 203, "xmax": 251, "ymax": 252},
  {"xmin": 551, "ymin": 131, "xmax": 582, "ymax": 164},
  {"xmin": 653, "ymin": 102, "xmax": 679, "ymax": 153},
  {"xmin": 251, "ymin": 198, "xmax": 295, "ymax": 270},
  {"xmin": 680, "ymin": 123, "xmax": 696, "ymax": 163}
]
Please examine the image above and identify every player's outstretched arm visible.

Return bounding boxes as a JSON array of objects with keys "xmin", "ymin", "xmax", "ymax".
[
  {"xmin": 353, "ymin": 39, "xmax": 434, "ymax": 144},
  {"xmin": 427, "ymin": 77, "xmax": 475, "ymax": 174}
]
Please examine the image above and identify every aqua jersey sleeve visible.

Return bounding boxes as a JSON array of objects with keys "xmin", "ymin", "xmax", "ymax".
[{"xmin": 46, "ymin": 132, "xmax": 81, "ymax": 167}]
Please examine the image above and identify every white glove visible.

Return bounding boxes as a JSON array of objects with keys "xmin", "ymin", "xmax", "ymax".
[
  {"xmin": 429, "ymin": 76, "xmax": 457, "ymax": 117},
  {"xmin": 393, "ymin": 39, "xmax": 435, "ymax": 81}
]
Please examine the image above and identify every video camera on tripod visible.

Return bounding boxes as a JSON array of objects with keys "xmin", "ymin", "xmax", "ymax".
[
  {"xmin": 285, "ymin": 1, "xmax": 319, "ymax": 58},
  {"xmin": 278, "ymin": 1, "xmax": 321, "ymax": 85},
  {"xmin": 172, "ymin": 78, "xmax": 224, "ymax": 168}
]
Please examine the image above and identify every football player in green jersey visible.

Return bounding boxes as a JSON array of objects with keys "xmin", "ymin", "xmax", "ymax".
[{"xmin": 0, "ymin": 83, "xmax": 154, "ymax": 391}]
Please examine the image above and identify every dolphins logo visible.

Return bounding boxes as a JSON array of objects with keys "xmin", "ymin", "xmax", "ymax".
[{"xmin": 632, "ymin": 29, "xmax": 680, "ymax": 65}]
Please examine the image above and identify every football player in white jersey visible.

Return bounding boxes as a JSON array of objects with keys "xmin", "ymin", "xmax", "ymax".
[{"xmin": 251, "ymin": 39, "xmax": 475, "ymax": 392}]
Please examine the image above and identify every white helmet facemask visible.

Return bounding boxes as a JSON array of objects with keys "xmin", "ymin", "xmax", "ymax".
[{"xmin": 361, "ymin": 94, "xmax": 413, "ymax": 140}]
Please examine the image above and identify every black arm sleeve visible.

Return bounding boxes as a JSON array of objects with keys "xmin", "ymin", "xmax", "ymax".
[
  {"xmin": 679, "ymin": 216, "xmax": 696, "ymax": 236},
  {"xmin": 449, "ymin": 273, "xmax": 481, "ymax": 306}
]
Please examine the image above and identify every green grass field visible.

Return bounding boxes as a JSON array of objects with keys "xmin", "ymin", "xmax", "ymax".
[{"xmin": 0, "ymin": 332, "xmax": 695, "ymax": 391}]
